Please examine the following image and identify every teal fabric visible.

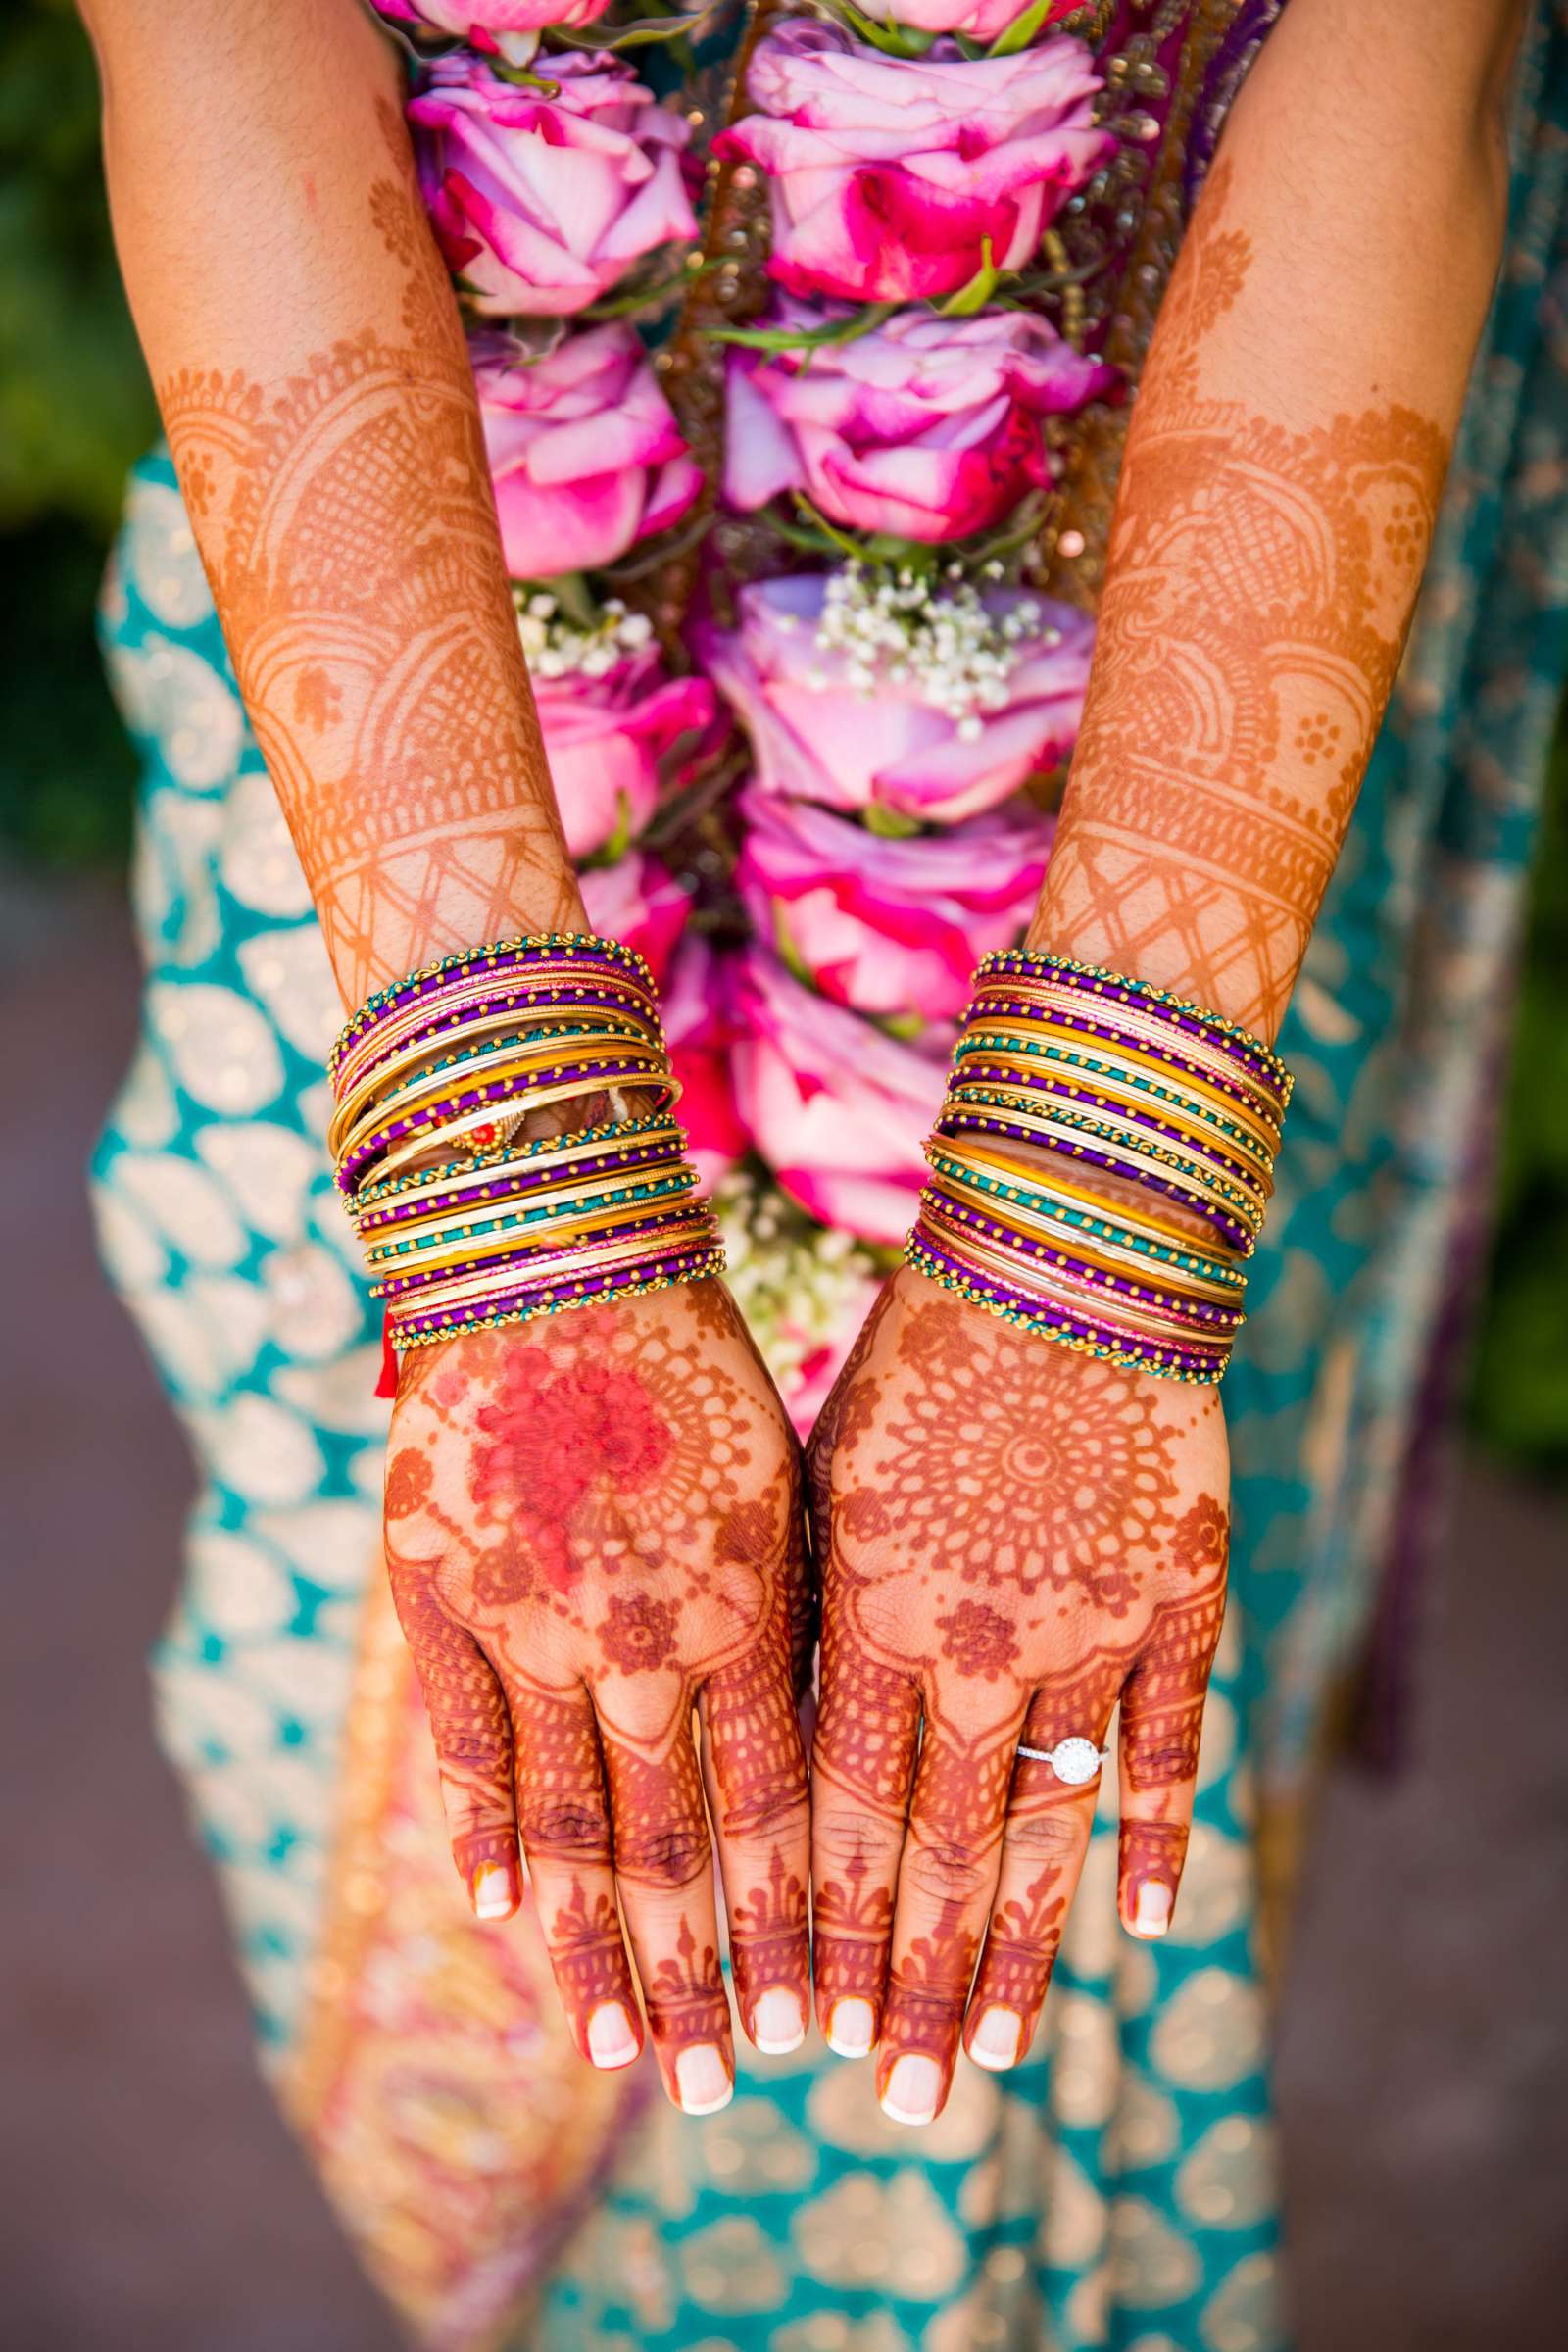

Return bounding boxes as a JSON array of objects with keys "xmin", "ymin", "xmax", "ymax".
[{"xmin": 90, "ymin": 15, "xmax": 1568, "ymax": 2349}]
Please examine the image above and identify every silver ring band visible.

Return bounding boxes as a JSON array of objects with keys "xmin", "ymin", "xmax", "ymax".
[{"xmin": 1016, "ymin": 1737, "xmax": 1110, "ymax": 1785}]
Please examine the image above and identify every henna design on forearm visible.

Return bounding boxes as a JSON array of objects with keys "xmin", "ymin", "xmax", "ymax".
[
  {"xmin": 160, "ymin": 102, "xmax": 575, "ymax": 1006},
  {"xmin": 1034, "ymin": 156, "xmax": 1449, "ymax": 1039}
]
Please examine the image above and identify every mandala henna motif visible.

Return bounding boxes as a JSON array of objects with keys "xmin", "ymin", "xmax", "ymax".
[
  {"xmin": 386, "ymin": 1281, "xmax": 811, "ymax": 2103},
  {"xmin": 863, "ymin": 1299, "xmax": 1175, "ymax": 1609},
  {"xmin": 808, "ymin": 1268, "xmax": 1230, "ymax": 2116}
]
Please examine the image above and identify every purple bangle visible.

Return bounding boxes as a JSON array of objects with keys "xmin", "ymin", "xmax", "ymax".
[
  {"xmin": 966, "ymin": 991, "xmax": 1286, "ymax": 1126},
  {"xmin": 388, "ymin": 1245, "xmax": 726, "ymax": 1344},
  {"xmin": 371, "ymin": 1201, "xmax": 713, "ymax": 1300},
  {"xmin": 973, "ymin": 950, "xmax": 1291, "ymax": 1097},
  {"xmin": 907, "ymin": 1227, "xmax": 1230, "ymax": 1378},
  {"xmin": 331, "ymin": 934, "xmax": 653, "ymax": 1074},
  {"xmin": 356, "ymin": 1137, "xmax": 689, "ymax": 1236},
  {"xmin": 947, "ymin": 1061, "xmax": 1270, "ymax": 1197},
  {"xmin": 935, "ymin": 1107, "xmax": 1257, "ymax": 1257},
  {"xmin": 335, "ymin": 978, "xmax": 663, "ymax": 1102},
  {"xmin": 337, "ymin": 1054, "xmax": 673, "ymax": 1194},
  {"xmin": 917, "ymin": 1192, "xmax": 1246, "ymax": 1332}
]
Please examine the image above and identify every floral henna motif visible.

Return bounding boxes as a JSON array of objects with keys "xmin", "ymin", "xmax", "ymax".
[
  {"xmin": 863, "ymin": 1299, "xmax": 1174, "ymax": 1608},
  {"xmin": 160, "ymin": 100, "xmax": 576, "ymax": 1005},
  {"xmin": 545, "ymin": 1882, "xmax": 639, "ymax": 2040},
  {"xmin": 1035, "ymin": 156, "xmax": 1450, "ymax": 1038},
  {"xmin": 384, "ymin": 1549, "xmax": 518, "ymax": 1898},
  {"xmin": 967, "ymin": 1859, "xmax": 1071, "ymax": 2039},
  {"xmin": 1118, "ymin": 1818, "xmax": 1192, "ymax": 1917},
  {"xmin": 600, "ymin": 1592, "xmax": 679, "ymax": 1675},
  {"xmin": 808, "ymin": 1270, "xmax": 1230, "ymax": 2116},
  {"xmin": 937, "ymin": 1601, "xmax": 1020, "ymax": 1680},
  {"xmin": 386, "ymin": 1282, "xmax": 812, "ymax": 2105}
]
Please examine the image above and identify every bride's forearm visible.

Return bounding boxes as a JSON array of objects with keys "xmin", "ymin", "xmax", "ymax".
[
  {"xmin": 1030, "ymin": 0, "xmax": 1526, "ymax": 1043},
  {"xmin": 82, "ymin": 0, "xmax": 581, "ymax": 1009}
]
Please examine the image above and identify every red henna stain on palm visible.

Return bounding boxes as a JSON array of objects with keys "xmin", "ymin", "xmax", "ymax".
[{"xmin": 384, "ymin": 1283, "xmax": 811, "ymax": 2087}]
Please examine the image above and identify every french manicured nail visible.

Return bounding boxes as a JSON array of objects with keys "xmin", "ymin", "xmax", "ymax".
[
  {"xmin": 1132, "ymin": 1881, "xmax": 1172, "ymax": 1936},
  {"xmin": 825, "ymin": 1996, "xmax": 876, "ymax": 2058},
  {"xmin": 968, "ymin": 2006, "xmax": 1022, "ymax": 2071},
  {"xmin": 674, "ymin": 2043, "xmax": 733, "ymax": 2117},
  {"xmin": 471, "ymin": 1862, "xmax": 514, "ymax": 1921},
  {"xmin": 752, "ymin": 1986, "xmax": 806, "ymax": 2055},
  {"xmin": 586, "ymin": 2002, "xmax": 639, "ymax": 2069},
  {"xmin": 880, "ymin": 2053, "xmax": 943, "ymax": 2128}
]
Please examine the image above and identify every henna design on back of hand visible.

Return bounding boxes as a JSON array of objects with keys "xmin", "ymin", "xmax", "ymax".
[
  {"xmin": 386, "ymin": 1282, "xmax": 811, "ymax": 2113},
  {"xmin": 808, "ymin": 1268, "xmax": 1229, "ymax": 2122}
]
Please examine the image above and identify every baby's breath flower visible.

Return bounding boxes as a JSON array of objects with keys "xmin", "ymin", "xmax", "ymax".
[
  {"xmin": 811, "ymin": 562, "xmax": 1055, "ymax": 723},
  {"xmin": 514, "ymin": 590, "xmax": 654, "ymax": 679}
]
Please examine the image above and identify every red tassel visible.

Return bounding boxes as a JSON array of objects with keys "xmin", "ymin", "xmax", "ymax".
[{"xmin": 375, "ymin": 1307, "xmax": 400, "ymax": 1400}]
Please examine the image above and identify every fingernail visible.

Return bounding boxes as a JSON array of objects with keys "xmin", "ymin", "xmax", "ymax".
[
  {"xmin": 825, "ymin": 1996, "xmax": 876, "ymax": 2059},
  {"xmin": 880, "ymin": 2053, "xmax": 943, "ymax": 2128},
  {"xmin": 1132, "ymin": 1881, "xmax": 1172, "ymax": 1936},
  {"xmin": 471, "ymin": 1862, "xmax": 514, "ymax": 1921},
  {"xmin": 752, "ymin": 1986, "xmax": 806, "ymax": 2055},
  {"xmin": 968, "ymin": 2006, "xmax": 1022, "ymax": 2072},
  {"xmin": 674, "ymin": 2043, "xmax": 733, "ymax": 2117},
  {"xmin": 586, "ymin": 2002, "xmax": 639, "ymax": 2070}
]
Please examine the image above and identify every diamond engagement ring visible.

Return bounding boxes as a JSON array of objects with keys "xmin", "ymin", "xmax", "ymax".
[{"xmin": 1016, "ymin": 1737, "xmax": 1110, "ymax": 1785}]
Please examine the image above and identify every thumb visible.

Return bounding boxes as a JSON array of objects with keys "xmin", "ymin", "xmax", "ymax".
[
  {"xmin": 386, "ymin": 1549, "xmax": 522, "ymax": 1923},
  {"xmin": 1115, "ymin": 1558, "xmax": 1227, "ymax": 1940}
]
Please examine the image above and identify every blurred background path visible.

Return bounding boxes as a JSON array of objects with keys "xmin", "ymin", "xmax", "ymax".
[{"xmin": 3, "ymin": 880, "xmax": 1565, "ymax": 2352}]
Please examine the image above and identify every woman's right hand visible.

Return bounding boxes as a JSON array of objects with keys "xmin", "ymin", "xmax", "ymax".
[{"xmin": 383, "ymin": 1279, "xmax": 812, "ymax": 2116}]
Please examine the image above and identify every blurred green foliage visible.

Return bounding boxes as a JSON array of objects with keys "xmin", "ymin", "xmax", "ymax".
[
  {"xmin": 1467, "ymin": 721, "xmax": 1568, "ymax": 1477},
  {"xmin": 0, "ymin": 2, "xmax": 1562, "ymax": 1472},
  {"xmin": 0, "ymin": 0, "xmax": 155, "ymax": 863}
]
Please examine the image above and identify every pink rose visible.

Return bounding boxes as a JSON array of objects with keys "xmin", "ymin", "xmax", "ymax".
[
  {"xmin": 474, "ymin": 327, "xmax": 703, "ymax": 579},
  {"xmin": 848, "ymin": 0, "xmax": 1081, "ymax": 36},
  {"xmin": 695, "ymin": 570, "xmax": 1094, "ymax": 826},
  {"xmin": 735, "ymin": 784, "xmax": 1051, "ymax": 1026},
  {"xmin": 374, "ymin": 1, "xmax": 611, "ymax": 55},
  {"xmin": 661, "ymin": 934, "xmax": 748, "ymax": 1193},
  {"xmin": 715, "ymin": 24, "xmax": 1111, "ymax": 305},
  {"xmin": 724, "ymin": 303, "xmax": 1113, "ymax": 543},
  {"xmin": 578, "ymin": 848, "xmax": 690, "ymax": 985},
  {"xmin": 731, "ymin": 947, "xmax": 946, "ymax": 1245},
  {"xmin": 409, "ymin": 51, "xmax": 696, "ymax": 317},
  {"xmin": 534, "ymin": 642, "xmax": 715, "ymax": 859}
]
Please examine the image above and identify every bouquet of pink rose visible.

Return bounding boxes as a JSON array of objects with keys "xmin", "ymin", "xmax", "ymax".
[{"xmin": 384, "ymin": 0, "xmax": 1120, "ymax": 1422}]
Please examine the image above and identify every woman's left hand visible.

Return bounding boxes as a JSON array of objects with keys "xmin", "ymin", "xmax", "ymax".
[{"xmin": 807, "ymin": 1264, "xmax": 1230, "ymax": 2126}]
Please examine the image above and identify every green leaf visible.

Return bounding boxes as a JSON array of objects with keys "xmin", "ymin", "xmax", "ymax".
[
  {"xmin": 988, "ymin": 0, "xmax": 1061, "ymax": 58},
  {"xmin": 832, "ymin": 2, "xmax": 938, "ymax": 59},
  {"xmin": 939, "ymin": 239, "xmax": 1001, "ymax": 318},
  {"xmin": 707, "ymin": 303, "xmax": 897, "ymax": 358},
  {"xmin": 863, "ymin": 803, "xmax": 924, "ymax": 839}
]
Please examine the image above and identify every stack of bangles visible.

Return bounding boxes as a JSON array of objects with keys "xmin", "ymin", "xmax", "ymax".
[
  {"xmin": 328, "ymin": 932, "xmax": 724, "ymax": 1350},
  {"xmin": 906, "ymin": 949, "xmax": 1292, "ymax": 1384}
]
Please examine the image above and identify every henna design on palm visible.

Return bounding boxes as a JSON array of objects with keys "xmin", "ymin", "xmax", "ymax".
[
  {"xmin": 385, "ymin": 1281, "xmax": 811, "ymax": 2114},
  {"xmin": 808, "ymin": 1266, "xmax": 1229, "ymax": 2124}
]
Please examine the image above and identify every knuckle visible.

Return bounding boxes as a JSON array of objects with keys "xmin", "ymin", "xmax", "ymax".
[
  {"xmin": 813, "ymin": 1809, "xmax": 899, "ymax": 1873},
  {"xmin": 904, "ymin": 1838, "xmax": 988, "ymax": 1904},
  {"xmin": 520, "ymin": 1797, "xmax": 611, "ymax": 1859},
  {"xmin": 1005, "ymin": 1809, "xmax": 1083, "ymax": 1862},
  {"xmin": 720, "ymin": 1782, "xmax": 809, "ymax": 1846},
  {"xmin": 618, "ymin": 1821, "xmax": 711, "ymax": 1890}
]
